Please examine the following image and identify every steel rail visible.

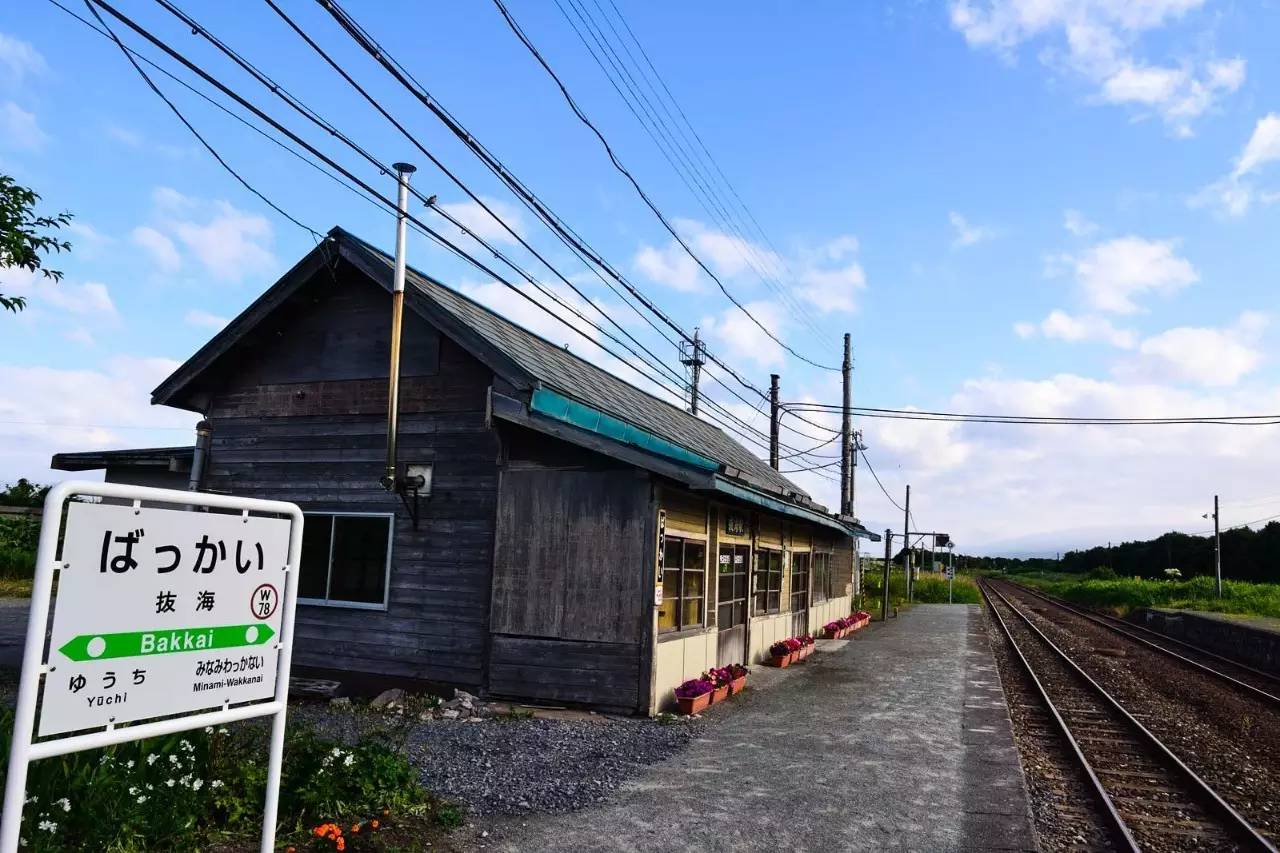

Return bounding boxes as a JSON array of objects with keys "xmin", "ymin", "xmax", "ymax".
[
  {"xmin": 981, "ymin": 579, "xmax": 1278, "ymax": 852},
  {"xmin": 978, "ymin": 580, "xmax": 1138, "ymax": 852},
  {"xmin": 1000, "ymin": 580, "xmax": 1280, "ymax": 708}
]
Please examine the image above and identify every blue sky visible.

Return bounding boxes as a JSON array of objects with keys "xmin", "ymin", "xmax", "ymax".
[{"xmin": 2, "ymin": 0, "xmax": 1279, "ymax": 553}]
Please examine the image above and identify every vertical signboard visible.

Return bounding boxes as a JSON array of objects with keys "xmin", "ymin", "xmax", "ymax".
[{"xmin": 1, "ymin": 482, "xmax": 303, "ymax": 853}]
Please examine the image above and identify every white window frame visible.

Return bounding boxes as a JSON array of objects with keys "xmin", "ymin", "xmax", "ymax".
[{"xmin": 298, "ymin": 511, "xmax": 394, "ymax": 611}]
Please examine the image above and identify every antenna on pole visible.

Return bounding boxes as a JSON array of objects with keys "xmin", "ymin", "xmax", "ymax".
[{"xmin": 678, "ymin": 328, "xmax": 706, "ymax": 415}]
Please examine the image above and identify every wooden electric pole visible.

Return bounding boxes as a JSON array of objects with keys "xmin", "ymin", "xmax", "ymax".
[
  {"xmin": 840, "ymin": 333, "xmax": 852, "ymax": 516},
  {"xmin": 903, "ymin": 484, "xmax": 911, "ymax": 602},
  {"xmin": 769, "ymin": 373, "xmax": 780, "ymax": 470}
]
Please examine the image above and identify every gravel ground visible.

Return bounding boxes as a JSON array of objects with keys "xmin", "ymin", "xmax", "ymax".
[
  {"xmin": 998, "ymin": 581, "xmax": 1280, "ymax": 846},
  {"xmin": 291, "ymin": 701, "xmax": 703, "ymax": 816},
  {"xmin": 981, "ymin": 596, "xmax": 1117, "ymax": 852}
]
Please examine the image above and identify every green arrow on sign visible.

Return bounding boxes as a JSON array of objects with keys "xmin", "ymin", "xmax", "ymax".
[{"xmin": 58, "ymin": 623, "xmax": 276, "ymax": 662}]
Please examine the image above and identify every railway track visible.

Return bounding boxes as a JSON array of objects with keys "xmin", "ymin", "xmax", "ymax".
[
  {"xmin": 979, "ymin": 579, "xmax": 1277, "ymax": 852},
  {"xmin": 996, "ymin": 579, "xmax": 1280, "ymax": 708}
]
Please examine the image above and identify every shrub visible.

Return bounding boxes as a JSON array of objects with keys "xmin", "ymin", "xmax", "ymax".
[{"xmin": 0, "ymin": 713, "xmax": 434, "ymax": 850}]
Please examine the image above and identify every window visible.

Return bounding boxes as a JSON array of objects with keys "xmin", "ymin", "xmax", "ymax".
[
  {"xmin": 754, "ymin": 549, "xmax": 782, "ymax": 615},
  {"xmin": 658, "ymin": 536, "xmax": 706, "ymax": 633},
  {"xmin": 299, "ymin": 513, "xmax": 393, "ymax": 609},
  {"xmin": 812, "ymin": 552, "xmax": 833, "ymax": 603},
  {"xmin": 791, "ymin": 552, "xmax": 810, "ymax": 614},
  {"xmin": 716, "ymin": 543, "xmax": 749, "ymax": 630}
]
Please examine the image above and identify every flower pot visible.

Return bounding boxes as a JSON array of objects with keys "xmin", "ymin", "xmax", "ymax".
[
  {"xmin": 767, "ymin": 652, "xmax": 791, "ymax": 667},
  {"xmin": 676, "ymin": 691, "xmax": 712, "ymax": 714},
  {"xmin": 710, "ymin": 684, "xmax": 730, "ymax": 704},
  {"xmin": 729, "ymin": 675, "xmax": 747, "ymax": 694}
]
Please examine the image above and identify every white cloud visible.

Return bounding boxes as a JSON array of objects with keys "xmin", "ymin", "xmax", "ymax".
[
  {"xmin": 1192, "ymin": 114, "xmax": 1280, "ymax": 217},
  {"xmin": 1234, "ymin": 113, "xmax": 1280, "ymax": 178},
  {"xmin": 0, "ymin": 356, "xmax": 197, "ymax": 485},
  {"xmin": 137, "ymin": 189, "xmax": 276, "ymax": 282},
  {"xmin": 948, "ymin": 211, "xmax": 998, "ymax": 248},
  {"xmin": 0, "ymin": 100, "xmax": 46, "ymax": 150},
  {"xmin": 702, "ymin": 300, "xmax": 787, "ymax": 370},
  {"xmin": 184, "ymin": 309, "xmax": 228, "ymax": 331},
  {"xmin": 949, "ymin": 0, "xmax": 1243, "ymax": 135},
  {"xmin": 633, "ymin": 242, "xmax": 701, "ymax": 292},
  {"xmin": 633, "ymin": 223, "xmax": 867, "ymax": 313},
  {"xmin": 131, "ymin": 226, "xmax": 181, "ymax": 274},
  {"xmin": 0, "ymin": 32, "xmax": 46, "ymax": 85},
  {"xmin": 1063, "ymin": 209, "xmax": 1098, "ymax": 236},
  {"xmin": 0, "ymin": 267, "xmax": 116, "ymax": 318},
  {"xmin": 1016, "ymin": 309, "xmax": 1136, "ymax": 348},
  {"xmin": 459, "ymin": 279, "xmax": 602, "ymax": 350},
  {"xmin": 1121, "ymin": 311, "xmax": 1269, "ymax": 386},
  {"xmin": 64, "ymin": 327, "xmax": 95, "ymax": 347},
  {"xmin": 1057, "ymin": 236, "xmax": 1197, "ymax": 314},
  {"xmin": 437, "ymin": 197, "xmax": 525, "ymax": 246}
]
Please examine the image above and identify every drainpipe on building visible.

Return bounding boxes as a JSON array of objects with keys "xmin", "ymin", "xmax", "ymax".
[{"xmin": 188, "ymin": 419, "xmax": 212, "ymax": 493}]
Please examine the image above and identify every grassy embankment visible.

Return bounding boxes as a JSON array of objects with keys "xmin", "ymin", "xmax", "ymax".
[
  {"xmin": 1006, "ymin": 571, "xmax": 1280, "ymax": 620},
  {"xmin": 860, "ymin": 568, "xmax": 980, "ymax": 617}
]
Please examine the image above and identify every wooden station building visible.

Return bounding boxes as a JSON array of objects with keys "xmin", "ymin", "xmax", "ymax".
[{"xmin": 53, "ymin": 227, "xmax": 878, "ymax": 715}]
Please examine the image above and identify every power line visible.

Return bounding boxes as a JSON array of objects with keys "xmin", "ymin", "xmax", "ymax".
[
  {"xmin": 315, "ymin": 0, "xmax": 800, "ymax": 411},
  {"xmin": 553, "ymin": 0, "xmax": 825, "ymax": 341},
  {"xmin": 859, "ymin": 447, "xmax": 905, "ymax": 513},
  {"xmin": 81, "ymin": 0, "xmax": 829, "ymax": 480},
  {"xmin": 81, "ymin": 0, "xmax": 320, "ymax": 241},
  {"xmin": 489, "ymin": 0, "xmax": 839, "ymax": 372},
  {"xmin": 786, "ymin": 403, "xmax": 1280, "ymax": 427}
]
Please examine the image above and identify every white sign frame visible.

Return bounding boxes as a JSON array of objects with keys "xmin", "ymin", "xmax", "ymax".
[{"xmin": 0, "ymin": 481, "xmax": 303, "ymax": 853}]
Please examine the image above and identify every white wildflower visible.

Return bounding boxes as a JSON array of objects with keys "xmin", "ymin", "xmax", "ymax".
[
  {"xmin": 168, "ymin": 754, "xmax": 179, "ymax": 765},
  {"xmin": 147, "ymin": 753, "xmax": 159, "ymax": 765},
  {"xmin": 135, "ymin": 795, "xmax": 148, "ymax": 804},
  {"xmin": 343, "ymin": 754, "xmax": 354, "ymax": 767},
  {"xmin": 125, "ymin": 760, "xmax": 135, "ymax": 769},
  {"xmin": 23, "ymin": 796, "xmax": 37, "ymax": 805},
  {"xmin": 218, "ymin": 727, "xmax": 228, "ymax": 735},
  {"xmin": 165, "ymin": 779, "xmax": 176, "ymax": 788},
  {"xmin": 192, "ymin": 779, "xmax": 204, "ymax": 791},
  {"xmin": 210, "ymin": 780, "xmax": 224, "ymax": 789},
  {"xmin": 128, "ymin": 787, "xmax": 139, "ymax": 796},
  {"xmin": 37, "ymin": 821, "xmax": 56, "ymax": 834},
  {"xmin": 180, "ymin": 739, "xmax": 193, "ymax": 752},
  {"xmin": 55, "ymin": 798, "xmax": 70, "ymax": 813},
  {"xmin": 331, "ymin": 747, "xmax": 342, "ymax": 757},
  {"xmin": 204, "ymin": 727, "xmax": 214, "ymax": 734}
]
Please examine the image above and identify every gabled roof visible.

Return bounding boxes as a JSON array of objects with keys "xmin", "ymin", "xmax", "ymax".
[{"xmin": 152, "ymin": 226, "xmax": 812, "ymax": 504}]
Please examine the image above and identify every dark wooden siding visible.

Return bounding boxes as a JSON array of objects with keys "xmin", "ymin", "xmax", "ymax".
[
  {"xmin": 201, "ymin": 271, "xmax": 499, "ymax": 688},
  {"xmin": 489, "ymin": 463, "xmax": 651, "ymax": 710}
]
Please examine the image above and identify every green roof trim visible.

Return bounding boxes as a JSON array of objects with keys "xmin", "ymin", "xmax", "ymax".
[
  {"xmin": 530, "ymin": 388, "xmax": 720, "ymax": 473},
  {"xmin": 711, "ymin": 477, "xmax": 881, "ymax": 541}
]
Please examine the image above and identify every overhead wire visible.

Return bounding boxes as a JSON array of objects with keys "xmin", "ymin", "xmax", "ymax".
[
  {"xmin": 488, "ymin": 0, "xmax": 839, "ymax": 372},
  {"xmin": 78, "ymin": 0, "xmax": 832, "ymax": 477},
  {"xmin": 553, "ymin": 0, "xmax": 824, "ymax": 340}
]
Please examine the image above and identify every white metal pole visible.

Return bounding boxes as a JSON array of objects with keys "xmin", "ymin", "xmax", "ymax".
[
  {"xmin": 0, "ymin": 482, "xmax": 73, "ymax": 853},
  {"xmin": 259, "ymin": 503, "xmax": 304, "ymax": 853},
  {"xmin": 1214, "ymin": 494, "xmax": 1222, "ymax": 598}
]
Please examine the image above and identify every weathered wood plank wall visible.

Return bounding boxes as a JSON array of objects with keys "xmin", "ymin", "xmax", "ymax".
[{"xmin": 200, "ymin": 271, "xmax": 499, "ymax": 688}]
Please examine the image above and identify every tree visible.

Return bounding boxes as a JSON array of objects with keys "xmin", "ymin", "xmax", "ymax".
[
  {"xmin": 0, "ymin": 478, "xmax": 50, "ymax": 507},
  {"xmin": 0, "ymin": 174, "xmax": 73, "ymax": 313}
]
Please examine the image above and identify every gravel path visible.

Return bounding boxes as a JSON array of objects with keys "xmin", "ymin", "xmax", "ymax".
[{"xmin": 291, "ymin": 702, "xmax": 702, "ymax": 816}]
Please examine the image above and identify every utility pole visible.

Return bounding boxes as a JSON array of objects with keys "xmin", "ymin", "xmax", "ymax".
[
  {"xmin": 680, "ymin": 328, "xmax": 705, "ymax": 415},
  {"xmin": 840, "ymin": 333, "xmax": 852, "ymax": 516},
  {"xmin": 769, "ymin": 373, "xmax": 780, "ymax": 470},
  {"xmin": 903, "ymin": 485, "xmax": 911, "ymax": 602},
  {"xmin": 1214, "ymin": 494, "xmax": 1222, "ymax": 598},
  {"xmin": 882, "ymin": 529, "xmax": 892, "ymax": 621}
]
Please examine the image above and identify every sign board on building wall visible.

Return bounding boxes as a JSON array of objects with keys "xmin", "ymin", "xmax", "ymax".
[
  {"xmin": 654, "ymin": 510, "xmax": 666, "ymax": 607},
  {"xmin": 724, "ymin": 511, "xmax": 747, "ymax": 536},
  {"xmin": 1, "ymin": 482, "xmax": 303, "ymax": 853}
]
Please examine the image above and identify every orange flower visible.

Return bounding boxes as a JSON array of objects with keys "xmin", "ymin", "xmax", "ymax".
[
  {"xmin": 382, "ymin": 808, "xmax": 390, "ymax": 816},
  {"xmin": 351, "ymin": 823, "xmax": 360, "ymax": 833},
  {"xmin": 335, "ymin": 839, "xmax": 346, "ymax": 852},
  {"xmin": 370, "ymin": 819, "xmax": 380, "ymax": 829}
]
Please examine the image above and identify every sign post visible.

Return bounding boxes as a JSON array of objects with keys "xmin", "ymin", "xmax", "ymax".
[{"xmin": 0, "ymin": 481, "xmax": 302, "ymax": 853}]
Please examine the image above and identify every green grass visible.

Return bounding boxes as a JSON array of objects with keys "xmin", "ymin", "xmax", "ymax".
[
  {"xmin": 0, "ymin": 576, "xmax": 32, "ymax": 598},
  {"xmin": 911, "ymin": 573, "xmax": 981, "ymax": 604},
  {"xmin": 1008, "ymin": 571, "xmax": 1280, "ymax": 619}
]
